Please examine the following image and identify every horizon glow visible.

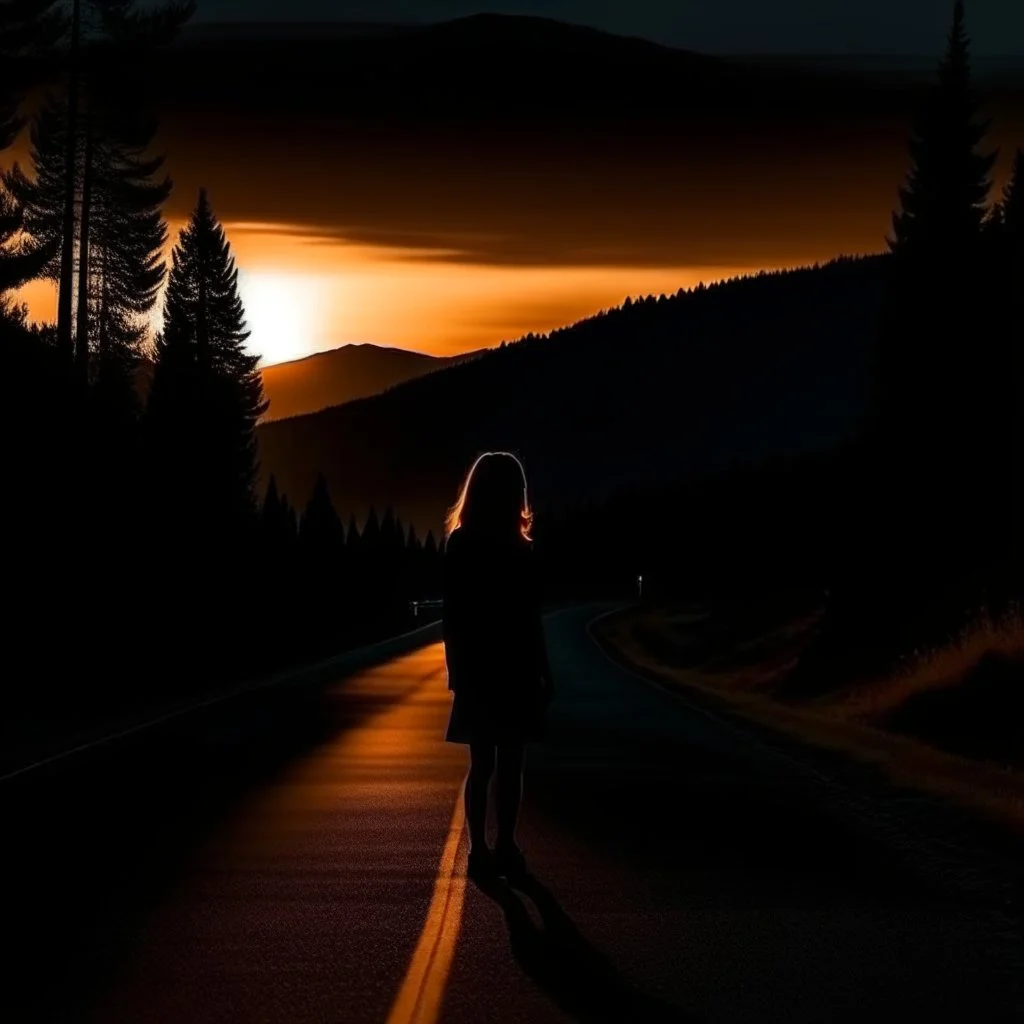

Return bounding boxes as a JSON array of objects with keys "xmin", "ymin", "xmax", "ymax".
[{"xmin": 15, "ymin": 220, "xmax": 788, "ymax": 366}]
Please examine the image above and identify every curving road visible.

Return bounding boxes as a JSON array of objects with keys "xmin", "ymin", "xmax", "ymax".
[{"xmin": 3, "ymin": 606, "xmax": 1022, "ymax": 1022}]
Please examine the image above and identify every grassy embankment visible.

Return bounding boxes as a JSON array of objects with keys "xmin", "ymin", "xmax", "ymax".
[{"xmin": 596, "ymin": 596, "xmax": 1024, "ymax": 828}]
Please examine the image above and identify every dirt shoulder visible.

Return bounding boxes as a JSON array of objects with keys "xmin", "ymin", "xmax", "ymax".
[{"xmin": 594, "ymin": 600, "xmax": 1024, "ymax": 834}]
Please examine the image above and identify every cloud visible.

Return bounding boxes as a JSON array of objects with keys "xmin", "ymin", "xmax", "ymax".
[{"xmin": 191, "ymin": 0, "xmax": 1023, "ymax": 54}]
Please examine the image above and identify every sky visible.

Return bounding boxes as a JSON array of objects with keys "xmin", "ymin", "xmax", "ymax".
[
  {"xmin": 193, "ymin": 0, "xmax": 1024, "ymax": 56},
  {"xmin": 12, "ymin": 2, "xmax": 1024, "ymax": 368}
]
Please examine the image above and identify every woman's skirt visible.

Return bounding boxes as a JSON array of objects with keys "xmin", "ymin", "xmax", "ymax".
[{"xmin": 445, "ymin": 683, "xmax": 546, "ymax": 745}]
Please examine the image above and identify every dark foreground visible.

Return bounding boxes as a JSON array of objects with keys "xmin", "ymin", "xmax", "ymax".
[{"xmin": 3, "ymin": 607, "xmax": 1022, "ymax": 1023}]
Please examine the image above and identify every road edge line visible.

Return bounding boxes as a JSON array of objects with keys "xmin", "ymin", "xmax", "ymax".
[{"xmin": 385, "ymin": 784, "xmax": 468, "ymax": 1024}]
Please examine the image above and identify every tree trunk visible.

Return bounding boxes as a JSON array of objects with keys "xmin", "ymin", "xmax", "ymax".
[
  {"xmin": 98, "ymin": 250, "xmax": 108, "ymax": 363},
  {"xmin": 1012, "ymin": 242, "xmax": 1023, "ymax": 582},
  {"xmin": 56, "ymin": 0, "xmax": 81, "ymax": 363},
  {"xmin": 75, "ymin": 112, "xmax": 93, "ymax": 387}
]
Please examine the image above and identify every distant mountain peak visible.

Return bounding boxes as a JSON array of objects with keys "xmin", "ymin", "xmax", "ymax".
[
  {"xmin": 259, "ymin": 343, "xmax": 481, "ymax": 422},
  {"xmin": 418, "ymin": 12, "xmax": 698, "ymax": 59}
]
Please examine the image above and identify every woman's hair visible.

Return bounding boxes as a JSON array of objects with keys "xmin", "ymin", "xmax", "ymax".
[{"xmin": 446, "ymin": 451, "xmax": 533, "ymax": 541}]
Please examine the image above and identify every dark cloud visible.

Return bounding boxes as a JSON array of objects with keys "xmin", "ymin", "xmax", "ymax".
[
  {"xmin": 145, "ymin": 20, "xmax": 1024, "ymax": 269},
  {"xmin": 192, "ymin": 0, "xmax": 1024, "ymax": 55}
]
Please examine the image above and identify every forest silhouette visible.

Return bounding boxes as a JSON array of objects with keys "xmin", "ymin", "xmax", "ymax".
[{"xmin": 0, "ymin": 1, "xmax": 1021, "ymax": 727}]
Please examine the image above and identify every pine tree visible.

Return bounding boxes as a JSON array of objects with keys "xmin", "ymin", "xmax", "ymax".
[
  {"xmin": 346, "ymin": 512, "xmax": 360, "ymax": 548},
  {"xmin": 0, "ymin": 0, "xmax": 63, "ymax": 296},
  {"xmin": 262, "ymin": 475, "xmax": 296, "ymax": 554},
  {"xmin": 1004, "ymin": 151, "xmax": 1024, "ymax": 578},
  {"xmin": 380, "ymin": 507, "xmax": 398, "ymax": 549},
  {"xmin": 0, "ymin": 0, "xmax": 64, "ymax": 151},
  {"xmin": 262, "ymin": 475, "xmax": 282, "ymax": 530},
  {"xmin": 1004, "ymin": 150, "xmax": 1024, "ymax": 235},
  {"xmin": 300, "ymin": 473, "xmax": 345, "ymax": 554},
  {"xmin": 40, "ymin": 0, "xmax": 192, "ymax": 369},
  {"xmin": 90, "ymin": 138, "xmax": 170, "ymax": 402},
  {"xmin": 146, "ymin": 189, "xmax": 267, "ymax": 545},
  {"xmin": 5, "ymin": 94, "xmax": 170, "ymax": 396},
  {"xmin": 4, "ymin": 97, "xmax": 66, "ymax": 285},
  {"xmin": 876, "ymin": 1, "xmax": 997, "ymax": 559},
  {"xmin": 890, "ymin": 2, "xmax": 995, "ymax": 259},
  {"xmin": 283, "ymin": 497, "xmax": 298, "ymax": 547},
  {"xmin": 362, "ymin": 506, "xmax": 381, "ymax": 548}
]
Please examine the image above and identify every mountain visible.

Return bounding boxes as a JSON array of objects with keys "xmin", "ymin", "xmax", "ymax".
[
  {"xmin": 134, "ymin": 343, "xmax": 481, "ymax": 421},
  {"xmin": 260, "ymin": 344, "xmax": 482, "ymax": 422},
  {"xmin": 257, "ymin": 257, "xmax": 890, "ymax": 534}
]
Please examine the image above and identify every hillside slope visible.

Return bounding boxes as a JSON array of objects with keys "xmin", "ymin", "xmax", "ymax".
[{"xmin": 257, "ymin": 257, "xmax": 889, "ymax": 531}]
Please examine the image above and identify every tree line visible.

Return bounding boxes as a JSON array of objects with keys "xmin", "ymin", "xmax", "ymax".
[
  {"xmin": 537, "ymin": 2, "xmax": 1024, "ymax": 687},
  {"xmin": 836, "ymin": 0, "xmax": 1024, "ymax": 678},
  {"xmin": 0, "ymin": 2, "xmax": 441, "ymax": 716}
]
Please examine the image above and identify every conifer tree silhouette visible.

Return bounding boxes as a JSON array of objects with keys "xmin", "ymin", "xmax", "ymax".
[
  {"xmin": 1004, "ymin": 150, "xmax": 1024, "ymax": 577},
  {"xmin": 147, "ymin": 189, "xmax": 267, "ymax": 546},
  {"xmin": 300, "ymin": 473, "xmax": 345, "ymax": 555},
  {"xmin": 262, "ymin": 475, "xmax": 283, "ymax": 531},
  {"xmin": 889, "ymin": 1, "xmax": 994, "ymax": 258},
  {"xmin": 876, "ymin": 0, "xmax": 996, "ymax": 576},
  {"xmin": 5, "ymin": 94, "xmax": 174, "ymax": 389},
  {"xmin": 380, "ymin": 507, "xmax": 398, "ymax": 549},
  {"xmin": 346, "ymin": 512, "xmax": 361, "ymax": 548},
  {"xmin": 362, "ymin": 506, "xmax": 382, "ymax": 549},
  {"xmin": 0, "ymin": 0, "xmax": 63, "ymax": 295},
  {"xmin": 282, "ymin": 496, "xmax": 299, "ymax": 547},
  {"xmin": 44, "ymin": 0, "xmax": 192, "ymax": 370},
  {"xmin": 263, "ymin": 475, "xmax": 299, "ymax": 554}
]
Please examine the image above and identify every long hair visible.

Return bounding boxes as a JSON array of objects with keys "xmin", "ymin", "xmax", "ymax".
[{"xmin": 446, "ymin": 451, "xmax": 533, "ymax": 541}]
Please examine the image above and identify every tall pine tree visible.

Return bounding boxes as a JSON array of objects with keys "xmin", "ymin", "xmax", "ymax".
[
  {"xmin": 4, "ymin": 94, "xmax": 169, "ymax": 410},
  {"xmin": 147, "ymin": 188, "xmax": 267, "ymax": 545},
  {"xmin": 300, "ymin": 473, "xmax": 345, "ymax": 556},
  {"xmin": 876, "ymin": 1, "xmax": 996, "ymax": 569},
  {"xmin": 889, "ymin": 2, "xmax": 995, "ymax": 259},
  {"xmin": 39, "ymin": 0, "xmax": 192, "ymax": 371},
  {"xmin": 0, "ymin": 0, "xmax": 62, "ymax": 297},
  {"xmin": 1003, "ymin": 151, "xmax": 1024, "ymax": 579}
]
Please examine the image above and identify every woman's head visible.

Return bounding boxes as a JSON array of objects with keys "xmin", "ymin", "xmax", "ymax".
[{"xmin": 446, "ymin": 451, "xmax": 533, "ymax": 541}]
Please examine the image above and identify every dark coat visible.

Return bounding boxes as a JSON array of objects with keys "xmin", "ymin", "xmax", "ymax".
[{"xmin": 442, "ymin": 527, "xmax": 549, "ymax": 744}]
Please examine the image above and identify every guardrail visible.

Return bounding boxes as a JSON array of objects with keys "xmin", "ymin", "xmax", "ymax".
[{"xmin": 409, "ymin": 599, "xmax": 443, "ymax": 620}]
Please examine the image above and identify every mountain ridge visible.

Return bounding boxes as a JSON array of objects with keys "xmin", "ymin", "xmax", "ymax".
[
  {"xmin": 260, "ymin": 343, "xmax": 484, "ymax": 422},
  {"xmin": 257, "ymin": 256, "xmax": 891, "ymax": 532}
]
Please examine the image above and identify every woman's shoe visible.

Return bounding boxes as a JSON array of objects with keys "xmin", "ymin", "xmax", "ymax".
[
  {"xmin": 467, "ymin": 847, "xmax": 496, "ymax": 880},
  {"xmin": 494, "ymin": 843, "xmax": 528, "ymax": 881}
]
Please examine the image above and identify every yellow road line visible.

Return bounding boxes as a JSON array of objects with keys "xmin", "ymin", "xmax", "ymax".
[{"xmin": 385, "ymin": 785, "xmax": 468, "ymax": 1024}]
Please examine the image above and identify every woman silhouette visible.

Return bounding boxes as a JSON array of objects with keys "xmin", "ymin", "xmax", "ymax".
[{"xmin": 443, "ymin": 452, "xmax": 554, "ymax": 879}]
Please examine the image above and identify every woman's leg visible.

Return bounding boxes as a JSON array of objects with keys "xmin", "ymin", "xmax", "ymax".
[
  {"xmin": 466, "ymin": 742, "xmax": 496, "ymax": 852},
  {"xmin": 495, "ymin": 742, "xmax": 525, "ymax": 853}
]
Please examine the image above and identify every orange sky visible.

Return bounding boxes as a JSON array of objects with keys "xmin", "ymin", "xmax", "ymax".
[
  {"xmin": 8, "ymin": 67, "xmax": 1022, "ymax": 366},
  {"xmin": 14, "ymin": 218, "xmax": 788, "ymax": 365}
]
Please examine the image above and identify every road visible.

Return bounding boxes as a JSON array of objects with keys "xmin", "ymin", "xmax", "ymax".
[{"xmin": 3, "ymin": 606, "xmax": 1022, "ymax": 1023}]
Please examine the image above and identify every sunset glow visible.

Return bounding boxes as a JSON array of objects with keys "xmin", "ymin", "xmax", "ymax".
[
  {"xmin": 14, "ymin": 221, "xmax": 774, "ymax": 365},
  {"xmin": 14, "ymin": 220, "xmax": 775, "ymax": 365},
  {"xmin": 237, "ymin": 269, "xmax": 328, "ymax": 367}
]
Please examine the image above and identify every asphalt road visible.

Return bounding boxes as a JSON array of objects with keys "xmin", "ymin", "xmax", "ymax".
[{"xmin": 3, "ymin": 606, "xmax": 1022, "ymax": 1023}]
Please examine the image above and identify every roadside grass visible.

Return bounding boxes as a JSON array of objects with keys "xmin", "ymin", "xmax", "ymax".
[
  {"xmin": 598, "ymin": 600, "xmax": 1024, "ymax": 830},
  {"xmin": 836, "ymin": 609, "xmax": 1023, "ymax": 723}
]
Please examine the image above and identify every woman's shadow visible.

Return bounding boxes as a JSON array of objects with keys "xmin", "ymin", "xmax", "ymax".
[{"xmin": 473, "ymin": 870, "xmax": 698, "ymax": 1023}]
